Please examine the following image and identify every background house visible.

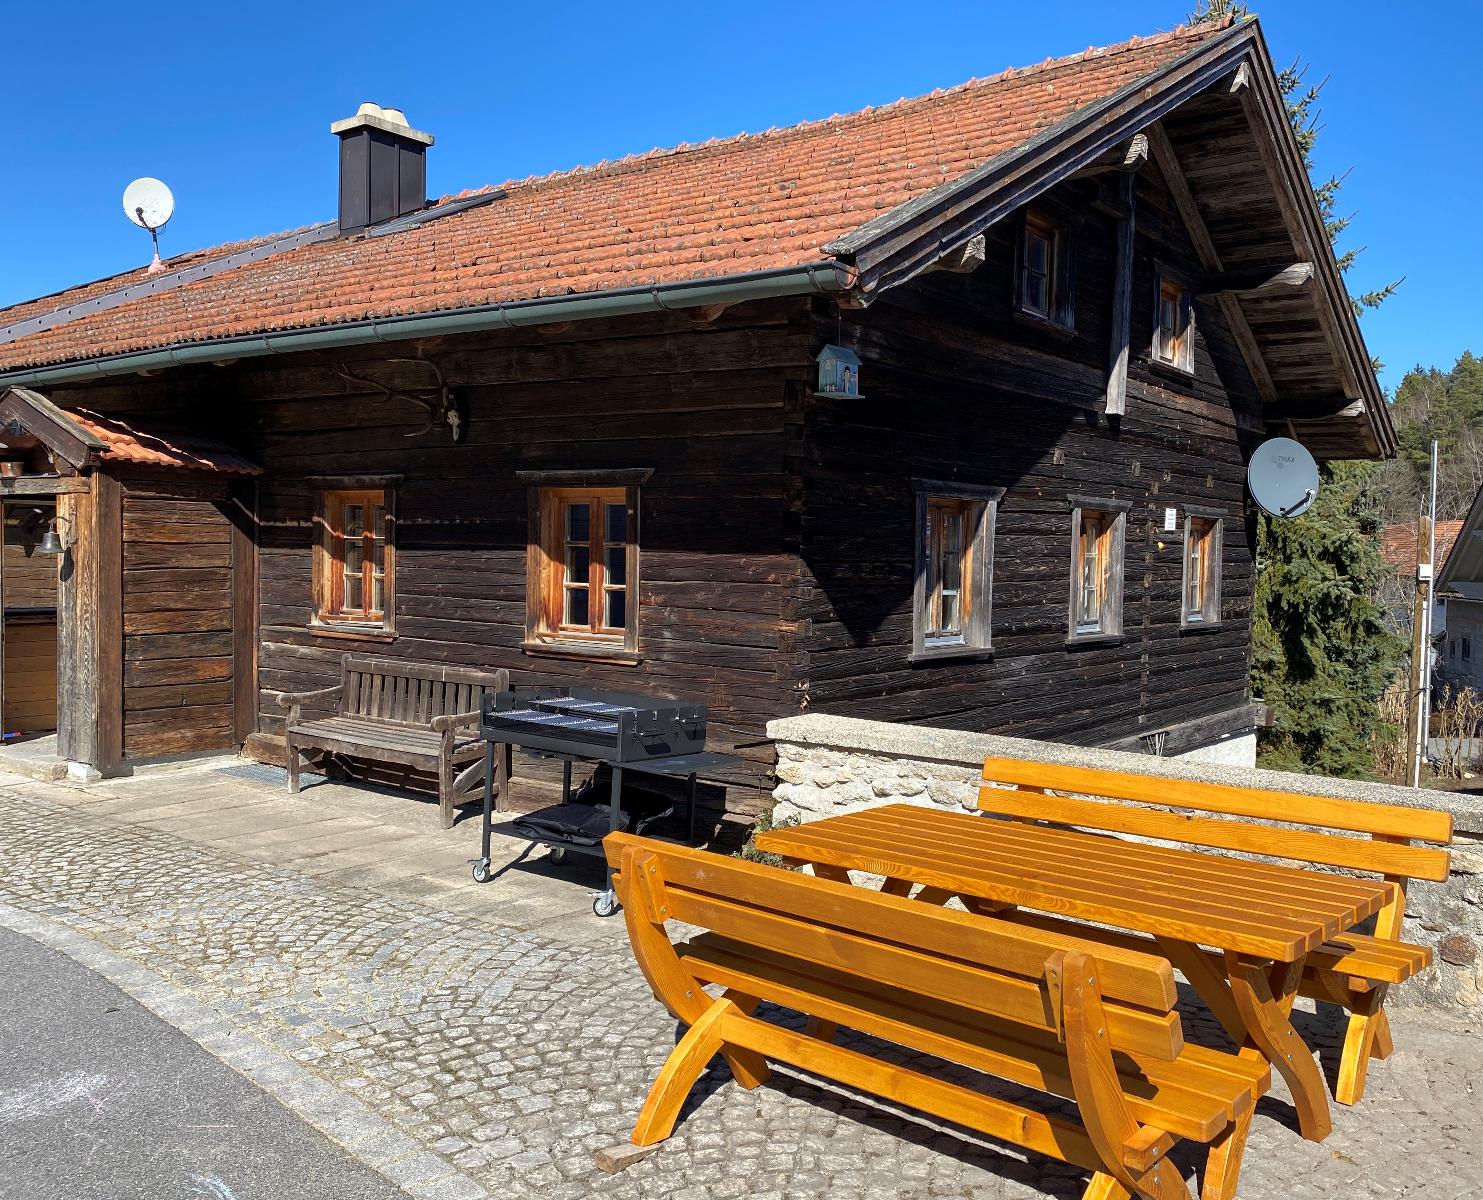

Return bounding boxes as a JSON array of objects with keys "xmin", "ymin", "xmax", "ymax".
[{"xmin": 0, "ymin": 17, "xmax": 1394, "ymax": 828}]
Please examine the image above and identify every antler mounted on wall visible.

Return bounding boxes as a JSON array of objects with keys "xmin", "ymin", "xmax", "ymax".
[{"xmin": 334, "ymin": 354, "xmax": 466, "ymax": 443}]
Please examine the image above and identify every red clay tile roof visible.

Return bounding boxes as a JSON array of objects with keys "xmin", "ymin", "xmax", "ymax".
[
  {"xmin": 1382, "ymin": 520, "xmax": 1463, "ymax": 574},
  {"xmin": 0, "ymin": 21, "xmax": 1229, "ymax": 373},
  {"xmin": 70, "ymin": 410, "xmax": 261, "ymax": 476}
]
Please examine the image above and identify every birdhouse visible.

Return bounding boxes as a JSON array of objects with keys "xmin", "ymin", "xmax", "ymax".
[{"xmin": 816, "ymin": 344, "xmax": 862, "ymax": 398}]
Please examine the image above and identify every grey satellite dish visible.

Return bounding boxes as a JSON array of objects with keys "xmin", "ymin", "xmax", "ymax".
[
  {"xmin": 1248, "ymin": 436, "xmax": 1320, "ymax": 518},
  {"xmin": 122, "ymin": 177, "xmax": 175, "ymax": 273}
]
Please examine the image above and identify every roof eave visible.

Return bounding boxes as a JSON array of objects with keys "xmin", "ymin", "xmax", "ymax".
[{"xmin": 0, "ymin": 260, "xmax": 855, "ymax": 388}]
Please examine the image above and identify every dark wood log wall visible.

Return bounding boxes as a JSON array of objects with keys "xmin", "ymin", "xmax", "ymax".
[
  {"xmin": 796, "ymin": 164, "xmax": 1265, "ymax": 745},
  {"xmin": 226, "ymin": 300, "xmax": 813, "ymax": 816},
  {"xmin": 120, "ymin": 480, "xmax": 239, "ymax": 759}
]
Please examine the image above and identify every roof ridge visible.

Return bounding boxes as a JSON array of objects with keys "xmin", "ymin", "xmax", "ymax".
[{"xmin": 484, "ymin": 19, "xmax": 1234, "ymax": 198}]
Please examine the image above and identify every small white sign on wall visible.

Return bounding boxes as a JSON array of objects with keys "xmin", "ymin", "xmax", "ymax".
[{"xmin": 1164, "ymin": 507, "xmax": 1178, "ymax": 533}]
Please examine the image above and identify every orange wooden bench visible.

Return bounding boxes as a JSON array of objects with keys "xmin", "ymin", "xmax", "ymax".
[
  {"xmin": 973, "ymin": 756, "xmax": 1452, "ymax": 1108},
  {"xmin": 604, "ymin": 831, "xmax": 1268, "ymax": 1200}
]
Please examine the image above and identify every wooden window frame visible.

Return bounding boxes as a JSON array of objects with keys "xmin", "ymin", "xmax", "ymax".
[
  {"xmin": 1015, "ymin": 211, "xmax": 1075, "ymax": 332},
  {"xmin": 1181, "ymin": 510, "xmax": 1223, "ymax": 629},
  {"xmin": 1152, "ymin": 269, "xmax": 1194, "ymax": 373},
  {"xmin": 911, "ymin": 480, "xmax": 1001, "ymax": 663},
  {"xmin": 312, "ymin": 481, "xmax": 396, "ymax": 636},
  {"xmin": 521, "ymin": 470, "xmax": 647, "ymax": 660},
  {"xmin": 1067, "ymin": 497, "xmax": 1128, "ymax": 644}
]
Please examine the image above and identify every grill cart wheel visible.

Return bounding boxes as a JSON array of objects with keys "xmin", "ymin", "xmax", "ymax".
[
  {"xmin": 471, "ymin": 860, "xmax": 492, "ymax": 884},
  {"xmin": 548, "ymin": 846, "xmax": 568, "ymax": 866},
  {"xmin": 592, "ymin": 891, "xmax": 620, "ymax": 918}
]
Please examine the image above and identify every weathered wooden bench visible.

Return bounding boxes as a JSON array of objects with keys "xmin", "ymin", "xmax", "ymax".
[
  {"xmin": 604, "ymin": 831, "xmax": 1268, "ymax": 1200},
  {"xmin": 277, "ymin": 656, "xmax": 509, "ymax": 828},
  {"xmin": 973, "ymin": 756, "xmax": 1453, "ymax": 1108}
]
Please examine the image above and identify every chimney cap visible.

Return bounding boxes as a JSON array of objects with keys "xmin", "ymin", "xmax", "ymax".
[{"xmin": 331, "ymin": 102, "xmax": 434, "ymax": 146}]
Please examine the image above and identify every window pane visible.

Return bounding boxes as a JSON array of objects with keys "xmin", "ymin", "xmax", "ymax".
[
  {"xmin": 373, "ymin": 504, "xmax": 386, "ymax": 537},
  {"xmin": 940, "ymin": 589, "xmax": 959, "ymax": 635},
  {"xmin": 372, "ymin": 573, "xmax": 385, "ymax": 613},
  {"xmin": 605, "ymin": 503, "xmax": 626, "ymax": 546},
  {"xmin": 372, "ymin": 536, "xmax": 385, "ymax": 572},
  {"xmin": 565, "ymin": 586, "xmax": 589, "ymax": 627},
  {"xmin": 940, "ymin": 512, "xmax": 963, "ymax": 592},
  {"xmin": 344, "ymin": 572, "xmax": 363, "ymax": 610},
  {"xmin": 566, "ymin": 545, "xmax": 590, "ymax": 582},
  {"xmin": 566, "ymin": 502, "xmax": 589, "ymax": 543},
  {"xmin": 343, "ymin": 504, "xmax": 364, "ymax": 538},
  {"xmin": 1024, "ymin": 272, "xmax": 1048, "ymax": 314},
  {"xmin": 344, "ymin": 537, "xmax": 363, "ymax": 574},
  {"xmin": 605, "ymin": 588, "xmax": 626, "ymax": 631},
  {"xmin": 1025, "ymin": 232, "xmax": 1049, "ymax": 273},
  {"xmin": 606, "ymin": 544, "xmax": 626, "ymax": 586}
]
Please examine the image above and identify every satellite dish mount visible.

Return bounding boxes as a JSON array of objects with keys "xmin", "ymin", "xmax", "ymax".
[{"xmin": 122, "ymin": 177, "xmax": 175, "ymax": 274}]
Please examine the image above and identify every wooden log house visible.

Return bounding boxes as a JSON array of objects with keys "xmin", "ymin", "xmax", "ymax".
[{"xmin": 0, "ymin": 18, "xmax": 1394, "ymax": 824}]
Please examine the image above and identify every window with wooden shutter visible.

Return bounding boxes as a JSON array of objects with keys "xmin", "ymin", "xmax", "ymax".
[
  {"xmin": 1181, "ymin": 513, "xmax": 1222, "ymax": 627},
  {"xmin": 1068, "ymin": 500, "xmax": 1126, "ymax": 642},
  {"xmin": 1153, "ymin": 272, "xmax": 1193, "ymax": 371},
  {"xmin": 524, "ymin": 476, "xmax": 643, "ymax": 658},
  {"xmin": 911, "ymin": 480, "xmax": 1000, "ymax": 661},
  {"xmin": 313, "ymin": 486, "xmax": 394, "ymax": 632}
]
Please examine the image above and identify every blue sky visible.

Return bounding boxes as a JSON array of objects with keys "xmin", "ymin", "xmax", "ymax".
[{"xmin": 4, "ymin": 1, "xmax": 1476, "ymax": 391}]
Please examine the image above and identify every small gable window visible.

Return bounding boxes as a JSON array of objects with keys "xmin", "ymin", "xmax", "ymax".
[
  {"xmin": 1154, "ymin": 273, "xmax": 1193, "ymax": 371},
  {"xmin": 1017, "ymin": 212, "xmax": 1074, "ymax": 330},
  {"xmin": 1068, "ymin": 499, "xmax": 1127, "ymax": 642},
  {"xmin": 912, "ymin": 480, "xmax": 1001, "ymax": 661}
]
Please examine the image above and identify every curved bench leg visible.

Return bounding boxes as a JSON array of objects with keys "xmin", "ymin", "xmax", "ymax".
[
  {"xmin": 632, "ymin": 999, "xmax": 735, "ymax": 1146},
  {"xmin": 1200, "ymin": 1107, "xmax": 1253, "ymax": 1200},
  {"xmin": 1082, "ymin": 1174, "xmax": 1133, "ymax": 1200},
  {"xmin": 1335, "ymin": 985, "xmax": 1389, "ymax": 1105}
]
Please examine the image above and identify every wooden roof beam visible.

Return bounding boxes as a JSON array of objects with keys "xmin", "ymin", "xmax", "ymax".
[
  {"xmin": 1146, "ymin": 121, "xmax": 1281, "ymax": 411},
  {"xmin": 1194, "ymin": 262, "xmax": 1314, "ymax": 298},
  {"xmin": 1068, "ymin": 133, "xmax": 1149, "ymax": 181}
]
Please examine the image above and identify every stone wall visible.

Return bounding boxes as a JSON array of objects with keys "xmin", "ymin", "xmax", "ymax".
[{"xmin": 768, "ymin": 713, "xmax": 1483, "ymax": 1022}]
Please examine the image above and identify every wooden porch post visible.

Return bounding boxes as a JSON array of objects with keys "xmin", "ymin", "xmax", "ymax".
[{"xmin": 56, "ymin": 473, "xmax": 122, "ymax": 774}]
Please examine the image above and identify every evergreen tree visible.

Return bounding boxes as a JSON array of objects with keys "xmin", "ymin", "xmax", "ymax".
[
  {"xmin": 1251, "ymin": 464, "xmax": 1405, "ymax": 777},
  {"xmin": 1189, "ymin": 2, "xmax": 1405, "ymax": 775}
]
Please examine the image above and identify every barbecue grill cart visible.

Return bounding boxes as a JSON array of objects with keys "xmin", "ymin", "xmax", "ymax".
[{"xmin": 473, "ymin": 686, "xmax": 743, "ymax": 916}]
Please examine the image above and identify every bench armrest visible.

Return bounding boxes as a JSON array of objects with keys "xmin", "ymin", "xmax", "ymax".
[
  {"xmin": 273, "ymin": 684, "xmax": 345, "ymax": 709},
  {"xmin": 431, "ymin": 709, "xmax": 481, "ymax": 734}
]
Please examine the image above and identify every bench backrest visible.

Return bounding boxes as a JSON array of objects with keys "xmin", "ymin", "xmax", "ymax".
[
  {"xmin": 977, "ymin": 756, "xmax": 1452, "ymax": 884},
  {"xmin": 339, "ymin": 655, "xmax": 508, "ymax": 727},
  {"xmin": 603, "ymin": 830, "xmax": 1184, "ymax": 1062}
]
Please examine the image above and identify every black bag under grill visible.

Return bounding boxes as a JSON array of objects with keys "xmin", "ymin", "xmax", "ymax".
[{"xmin": 511, "ymin": 767, "xmax": 676, "ymax": 847}]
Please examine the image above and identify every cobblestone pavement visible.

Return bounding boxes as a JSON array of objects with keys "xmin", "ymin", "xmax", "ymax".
[{"xmin": 0, "ymin": 772, "xmax": 1479, "ymax": 1200}]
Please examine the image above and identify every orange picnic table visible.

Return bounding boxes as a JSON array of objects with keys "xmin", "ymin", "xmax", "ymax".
[{"xmin": 755, "ymin": 802, "xmax": 1394, "ymax": 1147}]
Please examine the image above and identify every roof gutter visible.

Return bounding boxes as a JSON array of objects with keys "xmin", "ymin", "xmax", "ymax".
[{"xmin": 0, "ymin": 261, "xmax": 855, "ymax": 388}]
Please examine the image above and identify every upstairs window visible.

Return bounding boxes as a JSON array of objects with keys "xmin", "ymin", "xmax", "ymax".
[
  {"xmin": 1017, "ymin": 212, "xmax": 1074, "ymax": 330},
  {"xmin": 1068, "ymin": 500, "xmax": 1126, "ymax": 641},
  {"xmin": 1182, "ymin": 514, "xmax": 1223, "ymax": 626},
  {"xmin": 1465, "ymin": 637, "xmax": 1473, "ymax": 663},
  {"xmin": 1154, "ymin": 273, "xmax": 1193, "ymax": 371},
  {"xmin": 314, "ymin": 486, "xmax": 394, "ymax": 631},
  {"xmin": 912, "ymin": 481, "xmax": 1000, "ymax": 660},
  {"xmin": 521, "ymin": 470, "xmax": 648, "ymax": 659}
]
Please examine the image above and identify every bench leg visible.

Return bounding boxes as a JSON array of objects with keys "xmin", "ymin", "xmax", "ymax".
[
  {"xmin": 1199, "ymin": 1106, "xmax": 1253, "ymax": 1200},
  {"xmin": 1335, "ymin": 984, "xmax": 1389, "ymax": 1105},
  {"xmin": 632, "ymin": 998, "xmax": 737, "ymax": 1146},
  {"xmin": 718, "ymin": 991, "xmax": 770, "ymax": 1090},
  {"xmin": 438, "ymin": 751, "xmax": 455, "ymax": 830},
  {"xmin": 1082, "ymin": 1175, "xmax": 1133, "ymax": 1200},
  {"xmin": 804, "ymin": 1016, "xmax": 839, "ymax": 1043},
  {"xmin": 286, "ymin": 737, "xmax": 302, "ymax": 795}
]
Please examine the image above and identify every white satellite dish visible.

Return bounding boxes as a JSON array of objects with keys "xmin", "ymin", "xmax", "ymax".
[
  {"xmin": 122, "ymin": 177, "xmax": 175, "ymax": 273},
  {"xmin": 1248, "ymin": 436, "xmax": 1320, "ymax": 519}
]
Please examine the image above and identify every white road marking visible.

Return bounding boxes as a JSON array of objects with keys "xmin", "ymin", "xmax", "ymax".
[
  {"xmin": 0, "ymin": 1071, "xmax": 110, "ymax": 1124},
  {"xmin": 190, "ymin": 1177, "xmax": 238, "ymax": 1200}
]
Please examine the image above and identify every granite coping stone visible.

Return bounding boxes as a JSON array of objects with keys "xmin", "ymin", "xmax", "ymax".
[{"xmin": 767, "ymin": 713, "xmax": 1483, "ymax": 835}]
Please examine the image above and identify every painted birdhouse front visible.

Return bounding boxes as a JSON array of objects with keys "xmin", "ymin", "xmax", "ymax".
[{"xmin": 816, "ymin": 344, "xmax": 862, "ymax": 398}]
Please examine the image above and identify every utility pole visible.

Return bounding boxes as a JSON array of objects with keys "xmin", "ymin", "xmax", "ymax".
[{"xmin": 1408, "ymin": 440, "xmax": 1440, "ymax": 787}]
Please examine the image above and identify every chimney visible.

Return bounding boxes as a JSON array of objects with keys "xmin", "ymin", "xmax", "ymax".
[{"xmin": 331, "ymin": 102, "xmax": 435, "ymax": 233}]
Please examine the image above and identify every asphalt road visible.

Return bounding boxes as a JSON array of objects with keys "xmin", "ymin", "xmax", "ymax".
[{"xmin": 0, "ymin": 926, "xmax": 408, "ymax": 1200}]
